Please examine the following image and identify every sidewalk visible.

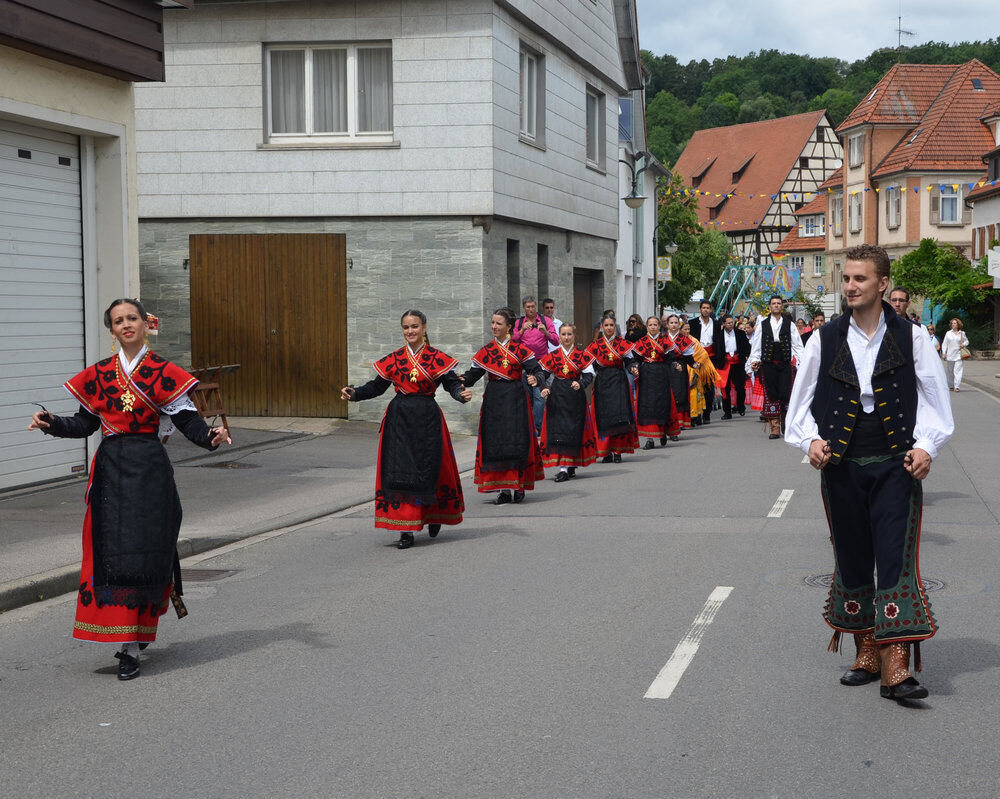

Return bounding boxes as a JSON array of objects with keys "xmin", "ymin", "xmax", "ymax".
[
  {"xmin": 0, "ymin": 419, "xmax": 477, "ymax": 613},
  {"xmin": 958, "ymin": 358, "xmax": 1000, "ymax": 399}
]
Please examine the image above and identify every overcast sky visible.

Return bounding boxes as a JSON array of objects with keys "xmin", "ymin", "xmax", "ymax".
[{"xmin": 635, "ymin": 0, "xmax": 996, "ymax": 64}]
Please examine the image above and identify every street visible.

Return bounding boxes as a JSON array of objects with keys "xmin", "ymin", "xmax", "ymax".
[{"xmin": 1, "ymin": 385, "xmax": 999, "ymax": 799}]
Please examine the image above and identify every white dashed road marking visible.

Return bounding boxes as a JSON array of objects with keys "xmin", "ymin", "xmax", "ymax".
[
  {"xmin": 644, "ymin": 586, "xmax": 734, "ymax": 700},
  {"xmin": 767, "ymin": 489, "xmax": 794, "ymax": 518}
]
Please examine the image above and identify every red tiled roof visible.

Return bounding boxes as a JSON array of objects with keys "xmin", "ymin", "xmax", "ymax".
[
  {"xmin": 819, "ymin": 165, "xmax": 843, "ymax": 190},
  {"xmin": 793, "ymin": 193, "xmax": 827, "ymax": 216},
  {"xmin": 673, "ymin": 110, "xmax": 829, "ymax": 233},
  {"xmin": 774, "ymin": 225, "xmax": 826, "ymax": 254},
  {"xmin": 966, "ymin": 173, "xmax": 1000, "ymax": 202},
  {"xmin": 837, "ymin": 63, "xmax": 957, "ymax": 132},
  {"xmin": 871, "ymin": 60, "xmax": 1000, "ymax": 178}
]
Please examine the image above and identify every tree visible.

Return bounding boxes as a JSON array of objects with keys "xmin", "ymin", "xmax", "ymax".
[
  {"xmin": 892, "ymin": 238, "xmax": 993, "ymax": 309},
  {"xmin": 656, "ymin": 174, "xmax": 734, "ymax": 309}
]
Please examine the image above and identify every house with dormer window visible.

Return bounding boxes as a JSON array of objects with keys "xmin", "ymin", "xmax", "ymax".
[
  {"xmin": 774, "ymin": 193, "xmax": 834, "ymax": 313},
  {"xmin": 673, "ymin": 111, "xmax": 842, "ymax": 264},
  {"xmin": 828, "ymin": 59, "xmax": 1000, "ymax": 270}
]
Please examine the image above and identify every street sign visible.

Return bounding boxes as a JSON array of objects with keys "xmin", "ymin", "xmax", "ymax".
[
  {"xmin": 816, "ymin": 284, "xmax": 824, "ymax": 292},
  {"xmin": 656, "ymin": 256, "xmax": 672, "ymax": 281}
]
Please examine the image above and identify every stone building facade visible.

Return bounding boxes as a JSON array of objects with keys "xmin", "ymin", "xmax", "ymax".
[{"xmin": 135, "ymin": 0, "xmax": 643, "ymax": 432}]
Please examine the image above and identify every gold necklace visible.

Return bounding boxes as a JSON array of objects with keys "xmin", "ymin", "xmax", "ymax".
[{"xmin": 115, "ymin": 351, "xmax": 147, "ymax": 412}]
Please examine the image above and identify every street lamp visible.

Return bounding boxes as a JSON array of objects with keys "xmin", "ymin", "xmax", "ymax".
[{"xmin": 619, "ymin": 156, "xmax": 648, "ymax": 208}]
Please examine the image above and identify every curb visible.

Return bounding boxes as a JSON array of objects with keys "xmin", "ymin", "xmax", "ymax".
[
  {"xmin": 963, "ymin": 376, "xmax": 1000, "ymax": 399},
  {"xmin": 0, "ymin": 448, "xmax": 477, "ymax": 616}
]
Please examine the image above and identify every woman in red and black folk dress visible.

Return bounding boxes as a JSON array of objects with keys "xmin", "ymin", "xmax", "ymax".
[
  {"xmin": 585, "ymin": 313, "xmax": 639, "ymax": 463},
  {"xmin": 341, "ymin": 310, "xmax": 471, "ymax": 550},
  {"xmin": 630, "ymin": 316, "xmax": 684, "ymax": 450},
  {"xmin": 28, "ymin": 299, "xmax": 230, "ymax": 681},
  {"xmin": 662, "ymin": 313, "xmax": 697, "ymax": 433},
  {"xmin": 461, "ymin": 307, "xmax": 545, "ymax": 505},
  {"xmin": 538, "ymin": 323, "xmax": 597, "ymax": 483}
]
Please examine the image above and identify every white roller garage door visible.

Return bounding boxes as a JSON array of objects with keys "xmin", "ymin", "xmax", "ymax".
[{"xmin": 0, "ymin": 119, "xmax": 87, "ymax": 491}]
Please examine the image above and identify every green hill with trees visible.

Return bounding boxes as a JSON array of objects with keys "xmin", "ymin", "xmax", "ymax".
[{"xmin": 643, "ymin": 40, "xmax": 1000, "ymax": 167}]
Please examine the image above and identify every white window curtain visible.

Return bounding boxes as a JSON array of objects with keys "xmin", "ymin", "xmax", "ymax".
[
  {"xmin": 357, "ymin": 47, "xmax": 392, "ymax": 132},
  {"xmin": 313, "ymin": 49, "xmax": 348, "ymax": 133},
  {"xmin": 270, "ymin": 50, "xmax": 305, "ymax": 134}
]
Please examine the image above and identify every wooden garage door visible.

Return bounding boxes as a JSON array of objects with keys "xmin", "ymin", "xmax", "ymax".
[{"xmin": 190, "ymin": 233, "xmax": 347, "ymax": 417}]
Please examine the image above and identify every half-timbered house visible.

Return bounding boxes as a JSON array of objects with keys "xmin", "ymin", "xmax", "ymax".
[{"xmin": 672, "ymin": 111, "xmax": 842, "ymax": 265}]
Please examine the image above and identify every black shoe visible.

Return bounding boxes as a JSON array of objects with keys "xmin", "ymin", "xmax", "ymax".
[
  {"xmin": 659, "ymin": 437, "xmax": 667, "ymax": 446},
  {"xmin": 670, "ymin": 435, "xmax": 679, "ymax": 442},
  {"xmin": 495, "ymin": 491, "xmax": 512, "ymax": 505},
  {"xmin": 840, "ymin": 668, "xmax": 880, "ymax": 686},
  {"xmin": 512, "ymin": 490, "xmax": 525, "ymax": 503},
  {"xmin": 759, "ymin": 415, "xmax": 766, "ymax": 422},
  {"xmin": 768, "ymin": 433, "xmax": 781, "ymax": 440},
  {"xmin": 702, "ymin": 417, "xmax": 711, "ymax": 425},
  {"xmin": 397, "ymin": 531, "xmax": 414, "ymax": 549},
  {"xmin": 138, "ymin": 643, "xmax": 149, "ymax": 651},
  {"xmin": 567, "ymin": 467, "xmax": 576, "ymax": 478},
  {"xmin": 428, "ymin": 524, "xmax": 441, "ymax": 538},
  {"xmin": 721, "ymin": 413, "xmax": 732, "ymax": 420},
  {"xmin": 880, "ymin": 677, "xmax": 928, "ymax": 701},
  {"xmin": 114, "ymin": 651, "xmax": 140, "ymax": 681},
  {"xmin": 738, "ymin": 409, "xmax": 745, "ymax": 416},
  {"xmin": 612, "ymin": 453, "xmax": 621, "ymax": 463},
  {"xmin": 601, "ymin": 455, "xmax": 613, "ymax": 463},
  {"xmin": 643, "ymin": 439, "xmax": 655, "ymax": 450},
  {"xmin": 554, "ymin": 471, "xmax": 569, "ymax": 483}
]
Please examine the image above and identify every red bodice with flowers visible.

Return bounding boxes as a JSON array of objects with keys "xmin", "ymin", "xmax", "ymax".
[
  {"xmin": 373, "ymin": 345, "xmax": 458, "ymax": 395},
  {"xmin": 585, "ymin": 336, "xmax": 633, "ymax": 367},
  {"xmin": 538, "ymin": 348, "xmax": 594, "ymax": 380},
  {"xmin": 471, "ymin": 339, "xmax": 535, "ymax": 380}
]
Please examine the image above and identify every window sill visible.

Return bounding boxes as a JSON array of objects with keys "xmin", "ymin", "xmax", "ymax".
[
  {"xmin": 258, "ymin": 140, "xmax": 401, "ymax": 151},
  {"xmin": 585, "ymin": 160, "xmax": 607, "ymax": 176},
  {"xmin": 886, "ymin": 224, "xmax": 900, "ymax": 231},
  {"xmin": 519, "ymin": 133, "xmax": 546, "ymax": 152},
  {"xmin": 935, "ymin": 221, "xmax": 964, "ymax": 227}
]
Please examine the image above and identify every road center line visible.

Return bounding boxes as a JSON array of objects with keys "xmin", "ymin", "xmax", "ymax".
[
  {"xmin": 767, "ymin": 489, "xmax": 794, "ymax": 518},
  {"xmin": 644, "ymin": 586, "xmax": 734, "ymax": 700}
]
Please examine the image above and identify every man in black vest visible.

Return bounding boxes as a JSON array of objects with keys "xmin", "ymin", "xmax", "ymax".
[
  {"xmin": 748, "ymin": 294, "xmax": 803, "ymax": 439},
  {"xmin": 718, "ymin": 314, "xmax": 750, "ymax": 418},
  {"xmin": 688, "ymin": 300, "xmax": 726, "ymax": 424},
  {"xmin": 785, "ymin": 244, "xmax": 953, "ymax": 702}
]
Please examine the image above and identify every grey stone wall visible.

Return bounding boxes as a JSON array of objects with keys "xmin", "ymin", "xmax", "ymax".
[
  {"xmin": 482, "ymin": 218, "xmax": 615, "ymax": 340},
  {"xmin": 138, "ymin": 217, "xmax": 485, "ymax": 433}
]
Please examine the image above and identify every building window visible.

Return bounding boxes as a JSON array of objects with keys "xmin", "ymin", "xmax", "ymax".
[
  {"xmin": 800, "ymin": 215, "xmax": 824, "ymax": 237},
  {"xmin": 813, "ymin": 254, "xmax": 824, "ymax": 276},
  {"xmin": 789, "ymin": 256, "xmax": 804, "ymax": 269},
  {"xmin": 265, "ymin": 44, "xmax": 392, "ymax": 142},
  {"xmin": 586, "ymin": 87, "xmax": 606, "ymax": 169},
  {"xmin": 886, "ymin": 186, "xmax": 901, "ymax": 229},
  {"xmin": 940, "ymin": 185, "xmax": 960, "ymax": 224},
  {"xmin": 799, "ymin": 157, "xmax": 810, "ymax": 169},
  {"xmin": 848, "ymin": 133, "xmax": 864, "ymax": 168},
  {"xmin": 520, "ymin": 47, "xmax": 545, "ymax": 144},
  {"xmin": 848, "ymin": 192, "xmax": 862, "ymax": 233},
  {"xmin": 831, "ymin": 193, "xmax": 843, "ymax": 236}
]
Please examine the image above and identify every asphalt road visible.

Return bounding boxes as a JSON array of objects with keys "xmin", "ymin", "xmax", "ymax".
[{"xmin": 1, "ymin": 388, "xmax": 998, "ymax": 799}]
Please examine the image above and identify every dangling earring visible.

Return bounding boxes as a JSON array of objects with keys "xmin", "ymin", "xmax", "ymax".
[
  {"xmin": 423, "ymin": 333, "xmax": 428, "ymax": 347},
  {"xmin": 143, "ymin": 332, "xmax": 150, "ymax": 348},
  {"xmin": 111, "ymin": 335, "xmax": 118, "ymax": 354}
]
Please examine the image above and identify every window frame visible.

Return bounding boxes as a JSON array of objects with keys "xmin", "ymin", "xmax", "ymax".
[
  {"xmin": 886, "ymin": 186, "xmax": 902, "ymax": 230},
  {"xmin": 519, "ymin": 44, "xmax": 546, "ymax": 149},
  {"xmin": 264, "ymin": 42, "xmax": 394, "ymax": 145},
  {"xmin": 831, "ymin": 193, "xmax": 844, "ymax": 237},
  {"xmin": 813, "ymin": 254, "xmax": 824, "ymax": 277},
  {"xmin": 799, "ymin": 214, "xmax": 824, "ymax": 237},
  {"xmin": 848, "ymin": 192, "xmax": 862, "ymax": 233},
  {"xmin": 585, "ymin": 85, "xmax": 606, "ymax": 172},
  {"xmin": 788, "ymin": 255, "xmax": 805, "ymax": 270},
  {"xmin": 939, "ymin": 184, "xmax": 961, "ymax": 225},
  {"xmin": 848, "ymin": 133, "xmax": 864, "ymax": 168}
]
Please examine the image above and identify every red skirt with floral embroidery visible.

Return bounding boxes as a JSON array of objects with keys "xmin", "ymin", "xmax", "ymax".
[
  {"xmin": 73, "ymin": 507, "xmax": 171, "ymax": 644},
  {"xmin": 374, "ymin": 412, "xmax": 464, "ymax": 531},
  {"xmin": 541, "ymin": 401, "xmax": 598, "ymax": 468}
]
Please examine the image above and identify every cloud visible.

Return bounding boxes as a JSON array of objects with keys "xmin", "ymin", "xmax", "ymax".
[{"xmin": 637, "ymin": 0, "xmax": 997, "ymax": 63}]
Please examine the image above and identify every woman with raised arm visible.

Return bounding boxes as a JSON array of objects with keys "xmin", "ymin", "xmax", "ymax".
[
  {"xmin": 341, "ymin": 310, "xmax": 471, "ymax": 549},
  {"xmin": 538, "ymin": 323, "xmax": 597, "ymax": 482},
  {"xmin": 28, "ymin": 298, "xmax": 231, "ymax": 682},
  {"xmin": 461, "ymin": 307, "xmax": 545, "ymax": 504},
  {"xmin": 585, "ymin": 313, "xmax": 638, "ymax": 463}
]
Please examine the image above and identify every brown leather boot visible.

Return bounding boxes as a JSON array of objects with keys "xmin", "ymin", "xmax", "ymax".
[
  {"xmin": 768, "ymin": 418, "xmax": 781, "ymax": 439},
  {"xmin": 840, "ymin": 632, "xmax": 880, "ymax": 686},
  {"xmin": 879, "ymin": 641, "xmax": 928, "ymax": 700}
]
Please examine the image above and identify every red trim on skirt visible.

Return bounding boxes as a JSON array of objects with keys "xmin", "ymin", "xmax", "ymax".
[
  {"xmin": 73, "ymin": 508, "xmax": 171, "ymax": 644},
  {"xmin": 474, "ymin": 404, "xmax": 545, "ymax": 492},
  {"xmin": 374, "ymin": 412, "xmax": 465, "ymax": 531},
  {"xmin": 540, "ymin": 402, "xmax": 598, "ymax": 468},
  {"xmin": 595, "ymin": 429, "xmax": 638, "ymax": 457}
]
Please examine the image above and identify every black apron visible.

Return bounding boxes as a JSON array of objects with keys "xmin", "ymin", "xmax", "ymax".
[
  {"xmin": 543, "ymin": 378, "xmax": 587, "ymax": 456},
  {"xmin": 380, "ymin": 394, "xmax": 443, "ymax": 504},
  {"xmin": 593, "ymin": 365, "xmax": 634, "ymax": 438},
  {"xmin": 636, "ymin": 360, "xmax": 673, "ymax": 426},
  {"xmin": 480, "ymin": 379, "xmax": 531, "ymax": 471}
]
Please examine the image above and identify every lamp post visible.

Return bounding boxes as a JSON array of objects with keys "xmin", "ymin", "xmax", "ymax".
[{"xmin": 620, "ymin": 155, "xmax": 649, "ymax": 320}]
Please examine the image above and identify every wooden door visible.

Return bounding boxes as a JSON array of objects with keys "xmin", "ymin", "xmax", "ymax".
[
  {"xmin": 573, "ymin": 269, "xmax": 594, "ymax": 343},
  {"xmin": 190, "ymin": 233, "xmax": 347, "ymax": 417}
]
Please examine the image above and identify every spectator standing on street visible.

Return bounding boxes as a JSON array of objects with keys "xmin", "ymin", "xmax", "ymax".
[
  {"xmin": 461, "ymin": 307, "xmax": 545, "ymax": 505},
  {"xmin": 538, "ymin": 323, "xmax": 598, "ymax": 482},
  {"xmin": 888, "ymin": 286, "xmax": 910, "ymax": 319},
  {"xmin": 941, "ymin": 318, "xmax": 970, "ymax": 391},
  {"xmin": 541, "ymin": 298, "xmax": 563, "ymax": 353},
  {"xmin": 512, "ymin": 296, "xmax": 558, "ymax": 435},
  {"xmin": 801, "ymin": 312, "xmax": 825, "ymax": 345},
  {"xmin": 926, "ymin": 323, "xmax": 941, "ymax": 354},
  {"xmin": 785, "ymin": 244, "xmax": 953, "ymax": 701},
  {"xmin": 342, "ymin": 309, "xmax": 471, "ymax": 549},
  {"xmin": 27, "ymin": 298, "xmax": 231, "ymax": 681}
]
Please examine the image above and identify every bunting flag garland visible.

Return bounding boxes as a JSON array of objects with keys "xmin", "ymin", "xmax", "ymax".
[{"xmin": 662, "ymin": 179, "xmax": 999, "ymax": 203}]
